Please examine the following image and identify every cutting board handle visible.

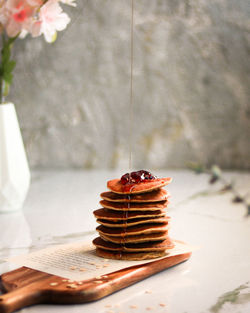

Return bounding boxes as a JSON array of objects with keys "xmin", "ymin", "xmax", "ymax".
[{"xmin": 0, "ymin": 284, "xmax": 44, "ymax": 313}]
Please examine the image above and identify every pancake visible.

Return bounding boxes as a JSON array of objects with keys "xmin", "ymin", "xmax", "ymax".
[
  {"xmin": 93, "ymin": 171, "xmax": 174, "ymax": 260},
  {"xmin": 100, "ymin": 189, "xmax": 170, "ymax": 203},
  {"xmin": 96, "ymin": 222, "xmax": 169, "ymax": 237},
  {"xmin": 96, "ymin": 248, "xmax": 167, "ymax": 260},
  {"xmin": 100, "ymin": 200, "xmax": 169, "ymax": 211},
  {"xmin": 93, "ymin": 237, "xmax": 175, "ymax": 252},
  {"xmin": 96, "ymin": 216, "xmax": 169, "ymax": 228},
  {"xmin": 100, "ymin": 231, "xmax": 169, "ymax": 244},
  {"xmin": 107, "ymin": 177, "xmax": 172, "ymax": 194},
  {"xmin": 93, "ymin": 208, "xmax": 166, "ymax": 221}
]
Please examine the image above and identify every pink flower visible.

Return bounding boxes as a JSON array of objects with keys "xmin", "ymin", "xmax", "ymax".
[
  {"xmin": 0, "ymin": 0, "xmax": 75, "ymax": 40},
  {"xmin": 0, "ymin": 0, "xmax": 42, "ymax": 37},
  {"xmin": 33, "ymin": 0, "xmax": 70, "ymax": 42}
]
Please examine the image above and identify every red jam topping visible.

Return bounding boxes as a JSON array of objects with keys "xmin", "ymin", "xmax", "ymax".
[{"xmin": 120, "ymin": 170, "xmax": 157, "ymax": 185}]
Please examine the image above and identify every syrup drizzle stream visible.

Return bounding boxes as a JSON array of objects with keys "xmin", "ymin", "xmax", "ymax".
[
  {"xmin": 120, "ymin": 0, "xmax": 135, "ymax": 259},
  {"xmin": 120, "ymin": 192, "xmax": 131, "ymax": 259},
  {"xmin": 121, "ymin": 196, "xmax": 129, "ymax": 256},
  {"xmin": 129, "ymin": 0, "xmax": 134, "ymax": 171}
]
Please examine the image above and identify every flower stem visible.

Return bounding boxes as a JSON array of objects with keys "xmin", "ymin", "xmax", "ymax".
[
  {"xmin": 0, "ymin": 33, "xmax": 18, "ymax": 104},
  {"xmin": 0, "ymin": 34, "xmax": 5, "ymax": 104}
]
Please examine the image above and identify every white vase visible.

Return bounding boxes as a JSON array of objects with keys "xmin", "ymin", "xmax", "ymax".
[{"xmin": 0, "ymin": 102, "xmax": 30, "ymax": 212}]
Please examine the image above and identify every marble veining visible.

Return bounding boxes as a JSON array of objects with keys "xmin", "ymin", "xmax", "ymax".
[{"xmin": 210, "ymin": 282, "xmax": 250, "ymax": 313}]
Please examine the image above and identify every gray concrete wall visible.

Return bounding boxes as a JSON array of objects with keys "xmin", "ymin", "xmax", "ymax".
[{"xmin": 10, "ymin": 0, "xmax": 250, "ymax": 169}]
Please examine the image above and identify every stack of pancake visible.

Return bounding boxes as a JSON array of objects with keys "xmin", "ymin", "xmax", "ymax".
[{"xmin": 93, "ymin": 174, "xmax": 174, "ymax": 260}]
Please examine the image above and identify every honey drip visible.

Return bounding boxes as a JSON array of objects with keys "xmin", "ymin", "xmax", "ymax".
[
  {"xmin": 129, "ymin": 0, "xmax": 134, "ymax": 171},
  {"xmin": 121, "ymin": 195, "xmax": 130, "ymax": 255},
  {"xmin": 120, "ymin": 0, "xmax": 134, "ymax": 259},
  {"xmin": 120, "ymin": 192, "xmax": 132, "ymax": 259}
]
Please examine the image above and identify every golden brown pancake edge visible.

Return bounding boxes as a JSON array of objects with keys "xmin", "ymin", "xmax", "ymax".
[
  {"xmin": 93, "ymin": 236, "xmax": 175, "ymax": 252},
  {"xmin": 99, "ymin": 231, "xmax": 169, "ymax": 244},
  {"xmin": 100, "ymin": 189, "xmax": 170, "ymax": 203},
  {"xmin": 96, "ymin": 248, "xmax": 167, "ymax": 260},
  {"xmin": 96, "ymin": 216, "xmax": 169, "ymax": 228},
  {"xmin": 93, "ymin": 208, "xmax": 166, "ymax": 220},
  {"xmin": 99, "ymin": 199, "xmax": 169, "ymax": 211},
  {"xmin": 96, "ymin": 222, "xmax": 169, "ymax": 237}
]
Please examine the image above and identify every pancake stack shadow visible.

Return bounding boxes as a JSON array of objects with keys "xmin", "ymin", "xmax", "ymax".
[{"xmin": 93, "ymin": 178, "xmax": 175, "ymax": 260}]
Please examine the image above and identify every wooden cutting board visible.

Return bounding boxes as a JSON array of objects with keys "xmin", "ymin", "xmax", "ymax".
[{"xmin": 0, "ymin": 252, "xmax": 191, "ymax": 313}]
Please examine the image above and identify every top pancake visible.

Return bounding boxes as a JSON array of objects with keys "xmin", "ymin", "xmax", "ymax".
[
  {"xmin": 107, "ymin": 177, "xmax": 172, "ymax": 194},
  {"xmin": 100, "ymin": 189, "xmax": 169, "ymax": 203}
]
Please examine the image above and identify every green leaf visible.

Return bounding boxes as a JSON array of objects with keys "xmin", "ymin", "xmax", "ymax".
[
  {"xmin": 5, "ymin": 60, "xmax": 16, "ymax": 74},
  {"xmin": 2, "ymin": 47, "xmax": 11, "ymax": 64},
  {"xmin": 0, "ymin": 34, "xmax": 18, "ymax": 99},
  {"xmin": 3, "ymin": 72, "xmax": 13, "ymax": 84}
]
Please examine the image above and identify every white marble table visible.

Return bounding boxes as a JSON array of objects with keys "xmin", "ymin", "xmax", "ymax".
[{"xmin": 1, "ymin": 170, "xmax": 250, "ymax": 313}]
